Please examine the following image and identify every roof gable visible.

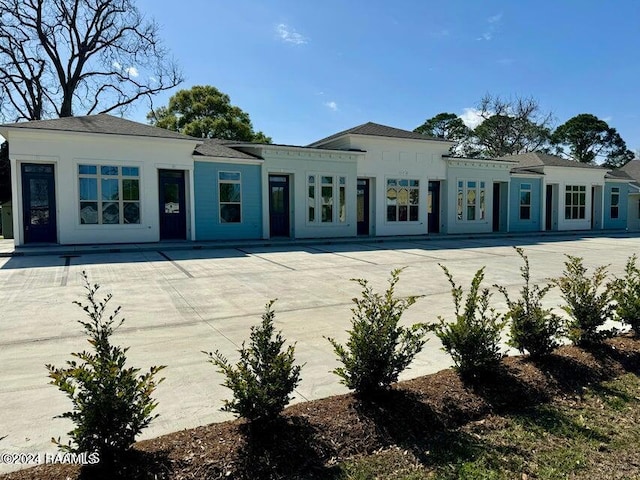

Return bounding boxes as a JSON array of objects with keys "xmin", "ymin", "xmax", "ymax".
[
  {"xmin": 501, "ymin": 152, "xmax": 607, "ymax": 170},
  {"xmin": 1, "ymin": 114, "xmax": 196, "ymax": 141},
  {"xmin": 193, "ymin": 139, "xmax": 262, "ymax": 160},
  {"xmin": 619, "ymin": 159, "xmax": 640, "ymax": 182},
  {"xmin": 309, "ymin": 121, "xmax": 453, "ymax": 146}
]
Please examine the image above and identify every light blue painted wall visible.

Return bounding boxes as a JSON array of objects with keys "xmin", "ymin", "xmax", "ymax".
[
  {"xmin": 603, "ymin": 182, "xmax": 629, "ymax": 230},
  {"xmin": 194, "ymin": 161, "xmax": 262, "ymax": 240},
  {"xmin": 509, "ymin": 177, "xmax": 543, "ymax": 232}
]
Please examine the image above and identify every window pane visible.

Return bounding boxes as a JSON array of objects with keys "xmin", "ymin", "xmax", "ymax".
[
  {"xmin": 520, "ymin": 206, "xmax": 531, "ymax": 220},
  {"xmin": 611, "ymin": 206, "xmax": 619, "ymax": 219},
  {"xmin": 309, "ymin": 205, "xmax": 315, "ymax": 222},
  {"xmin": 467, "ymin": 188, "xmax": 476, "ymax": 205},
  {"xmin": 467, "ymin": 205, "xmax": 476, "ymax": 220},
  {"xmin": 321, "ymin": 186, "xmax": 333, "ymax": 204},
  {"xmin": 102, "ymin": 202, "xmax": 119, "ymax": 224},
  {"xmin": 457, "ymin": 189, "xmax": 463, "ymax": 220},
  {"xmin": 308, "ymin": 175, "xmax": 315, "ymax": 184},
  {"xmin": 164, "ymin": 183, "xmax": 179, "ymax": 213},
  {"xmin": 612, "ymin": 194, "xmax": 619, "ymax": 206},
  {"xmin": 122, "ymin": 179, "xmax": 139, "ymax": 201},
  {"xmin": 322, "ymin": 204, "xmax": 332, "ymax": 222},
  {"xmin": 409, "ymin": 189, "xmax": 419, "ymax": 205},
  {"xmin": 339, "ymin": 186, "xmax": 346, "ymax": 222},
  {"xmin": 398, "ymin": 187, "xmax": 409, "ymax": 205},
  {"xmin": 78, "ymin": 165, "xmax": 97, "ymax": 175},
  {"xmin": 80, "ymin": 202, "xmax": 98, "ymax": 224},
  {"xmin": 321, "ymin": 176, "xmax": 333, "ymax": 184},
  {"xmin": 410, "ymin": 180, "xmax": 419, "ymax": 187},
  {"xmin": 79, "ymin": 178, "xmax": 97, "ymax": 200},
  {"xmin": 387, "ymin": 205, "xmax": 397, "ymax": 221},
  {"xmin": 101, "ymin": 179, "xmax": 119, "ymax": 200},
  {"xmin": 579, "ymin": 206, "xmax": 585, "ymax": 218},
  {"xmin": 386, "ymin": 187, "xmax": 397, "ymax": 205},
  {"xmin": 399, "ymin": 179, "xmax": 408, "ymax": 187},
  {"xmin": 220, "ymin": 204, "xmax": 241, "ymax": 223},
  {"xmin": 101, "ymin": 166, "xmax": 118, "ymax": 176},
  {"xmin": 565, "ymin": 206, "xmax": 571, "ymax": 219},
  {"xmin": 123, "ymin": 202, "xmax": 140, "ymax": 224},
  {"xmin": 409, "ymin": 205, "xmax": 418, "ymax": 221},
  {"xmin": 122, "ymin": 167, "xmax": 139, "ymax": 177},
  {"xmin": 520, "ymin": 191, "xmax": 531, "ymax": 205},
  {"xmin": 468, "ymin": 181, "xmax": 476, "ymax": 188},
  {"xmin": 220, "ymin": 183, "xmax": 241, "ymax": 203},
  {"xmin": 398, "ymin": 205, "xmax": 408, "ymax": 221},
  {"xmin": 219, "ymin": 171, "xmax": 240, "ymax": 181},
  {"xmin": 480, "ymin": 189, "xmax": 486, "ymax": 219},
  {"xmin": 339, "ymin": 176, "xmax": 346, "ymax": 185},
  {"xmin": 579, "ymin": 193, "xmax": 586, "ymax": 205},
  {"xmin": 387, "ymin": 179, "xmax": 397, "ymax": 187},
  {"xmin": 308, "ymin": 185, "xmax": 315, "ymax": 200}
]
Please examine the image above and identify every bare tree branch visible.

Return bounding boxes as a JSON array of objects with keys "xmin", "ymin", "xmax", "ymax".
[{"xmin": 0, "ymin": 0, "xmax": 183, "ymax": 121}]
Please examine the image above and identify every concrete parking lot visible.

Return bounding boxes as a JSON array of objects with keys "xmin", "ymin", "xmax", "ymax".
[{"xmin": 1, "ymin": 233, "xmax": 639, "ymax": 472}]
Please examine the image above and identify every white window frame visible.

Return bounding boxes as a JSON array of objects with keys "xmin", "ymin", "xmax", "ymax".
[
  {"xmin": 519, "ymin": 183, "xmax": 532, "ymax": 220},
  {"xmin": 306, "ymin": 174, "xmax": 347, "ymax": 224},
  {"xmin": 565, "ymin": 185, "xmax": 586, "ymax": 220},
  {"xmin": 386, "ymin": 178, "xmax": 420, "ymax": 223},
  {"xmin": 218, "ymin": 171, "xmax": 242, "ymax": 223},
  {"xmin": 456, "ymin": 180, "xmax": 486, "ymax": 222},
  {"xmin": 78, "ymin": 164, "xmax": 140, "ymax": 225},
  {"xmin": 610, "ymin": 187, "xmax": 620, "ymax": 219}
]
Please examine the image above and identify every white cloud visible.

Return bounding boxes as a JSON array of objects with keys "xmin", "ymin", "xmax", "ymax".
[
  {"xmin": 126, "ymin": 67, "xmax": 139, "ymax": 77},
  {"xmin": 459, "ymin": 108, "xmax": 485, "ymax": 129},
  {"xmin": 324, "ymin": 101, "xmax": 338, "ymax": 111},
  {"xmin": 276, "ymin": 24, "xmax": 308, "ymax": 45},
  {"xmin": 477, "ymin": 12, "xmax": 502, "ymax": 41}
]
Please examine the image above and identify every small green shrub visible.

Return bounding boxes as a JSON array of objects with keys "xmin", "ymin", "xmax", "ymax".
[
  {"xmin": 552, "ymin": 255, "xmax": 616, "ymax": 345},
  {"xmin": 46, "ymin": 272, "xmax": 165, "ymax": 465},
  {"xmin": 204, "ymin": 300, "xmax": 302, "ymax": 423},
  {"xmin": 496, "ymin": 247, "xmax": 564, "ymax": 357},
  {"xmin": 430, "ymin": 265, "xmax": 506, "ymax": 375},
  {"xmin": 610, "ymin": 254, "xmax": 640, "ymax": 335},
  {"xmin": 327, "ymin": 269, "xmax": 427, "ymax": 396}
]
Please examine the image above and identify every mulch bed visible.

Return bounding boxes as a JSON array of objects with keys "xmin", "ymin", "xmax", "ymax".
[{"xmin": 3, "ymin": 336, "xmax": 639, "ymax": 480}]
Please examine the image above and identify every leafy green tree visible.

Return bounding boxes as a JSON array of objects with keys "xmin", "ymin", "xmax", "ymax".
[
  {"xmin": 327, "ymin": 269, "xmax": 427, "ymax": 396},
  {"xmin": 552, "ymin": 113, "xmax": 634, "ymax": 167},
  {"xmin": 470, "ymin": 95, "xmax": 553, "ymax": 158},
  {"xmin": 414, "ymin": 112, "xmax": 471, "ymax": 141},
  {"xmin": 204, "ymin": 300, "xmax": 301, "ymax": 423},
  {"xmin": 148, "ymin": 85, "xmax": 271, "ymax": 142},
  {"xmin": 46, "ymin": 272, "xmax": 165, "ymax": 466}
]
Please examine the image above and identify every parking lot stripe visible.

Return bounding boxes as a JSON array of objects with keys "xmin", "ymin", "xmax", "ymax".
[{"xmin": 157, "ymin": 251, "xmax": 195, "ymax": 278}]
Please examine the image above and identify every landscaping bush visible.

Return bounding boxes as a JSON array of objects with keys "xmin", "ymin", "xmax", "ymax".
[
  {"xmin": 610, "ymin": 254, "xmax": 640, "ymax": 336},
  {"xmin": 552, "ymin": 255, "xmax": 616, "ymax": 345},
  {"xmin": 46, "ymin": 271, "xmax": 165, "ymax": 466},
  {"xmin": 204, "ymin": 300, "xmax": 302, "ymax": 423},
  {"xmin": 327, "ymin": 268, "xmax": 427, "ymax": 396},
  {"xmin": 496, "ymin": 247, "xmax": 564, "ymax": 357},
  {"xmin": 430, "ymin": 265, "xmax": 506, "ymax": 375}
]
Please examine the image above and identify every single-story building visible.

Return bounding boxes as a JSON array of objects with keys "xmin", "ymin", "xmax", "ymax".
[{"xmin": 1, "ymin": 114, "xmax": 634, "ymax": 246}]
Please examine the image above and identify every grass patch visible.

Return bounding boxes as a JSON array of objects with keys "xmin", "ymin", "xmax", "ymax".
[{"xmin": 337, "ymin": 373, "xmax": 640, "ymax": 479}]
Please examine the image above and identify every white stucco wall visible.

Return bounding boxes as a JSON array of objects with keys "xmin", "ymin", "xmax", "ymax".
[
  {"xmin": 445, "ymin": 158, "xmax": 514, "ymax": 235},
  {"xmin": 542, "ymin": 166, "xmax": 607, "ymax": 231},
  {"xmin": 250, "ymin": 146, "xmax": 361, "ymax": 239},
  {"xmin": 7, "ymin": 129, "xmax": 199, "ymax": 246},
  {"xmin": 340, "ymin": 135, "xmax": 452, "ymax": 236}
]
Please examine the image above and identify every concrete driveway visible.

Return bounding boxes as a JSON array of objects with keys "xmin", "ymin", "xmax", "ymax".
[{"xmin": 1, "ymin": 233, "xmax": 638, "ymax": 472}]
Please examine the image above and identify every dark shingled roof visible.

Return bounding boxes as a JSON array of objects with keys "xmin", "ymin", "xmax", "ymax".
[
  {"xmin": 194, "ymin": 139, "xmax": 262, "ymax": 160},
  {"xmin": 1, "ymin": 114, "xmax": 196, "ymax": 141},
  {"xmin": 619, "ymin": 159, "xmax": 640, "ymax": 182},
  {"xmin": 500, "ymin": 152, "xmax": 607, "ymax": 170},
  {"xmin": 309, "ymin": 122, "xmax": 453, "ymax": 146}
]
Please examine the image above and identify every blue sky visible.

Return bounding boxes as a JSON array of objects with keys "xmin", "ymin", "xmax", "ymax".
[{"xmin": 132, "ymin": 0, "xmax": 640, "ymax": 151}]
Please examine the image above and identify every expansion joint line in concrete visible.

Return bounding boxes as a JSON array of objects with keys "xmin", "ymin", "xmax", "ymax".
[{"xmin": 234, "ymin": 248, "xmax": 296, "ymax": 271}]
